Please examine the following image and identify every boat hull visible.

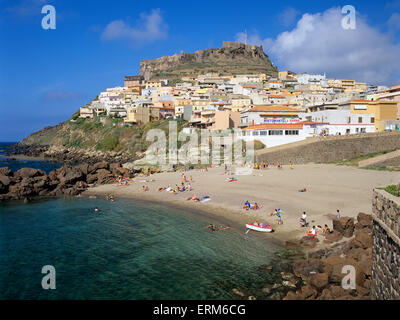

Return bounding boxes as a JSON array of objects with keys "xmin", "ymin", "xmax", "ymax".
[{"xmin": 246, "ymin": 224, "xmax": 273, "ymax": 232}]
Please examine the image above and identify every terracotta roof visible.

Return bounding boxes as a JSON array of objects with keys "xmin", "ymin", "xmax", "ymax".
[
  {"xmin": 249, "ymin": 106, "xmax": 298, "ymax": 112},
  {"xmin": 300, "ymin": 121, "xmax": 329, "ymax": 125},
  {"xmin": 243, "ymin": 123, "xmax": 303, "ymax": 130},
  {"xmin": 351, "ymin": 100, "xmax": 371, "ymax": 103}
]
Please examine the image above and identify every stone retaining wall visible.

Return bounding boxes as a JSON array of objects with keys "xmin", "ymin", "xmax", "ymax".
[
  {"xmin": 371, "ymin": 189, "xmax": 400, "ymax": 300},
  {"xmin": 255, "ymin": 131, "xmax": 400, "ymax": 164}
]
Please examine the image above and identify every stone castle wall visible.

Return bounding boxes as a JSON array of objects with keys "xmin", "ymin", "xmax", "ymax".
[
  {"xmin": 371, "ymin": 189, "xmax": 400, "ymax": 300},
  {"xmin": 255, "ymin": 131, "xmax": 400, "ymax": 164}
]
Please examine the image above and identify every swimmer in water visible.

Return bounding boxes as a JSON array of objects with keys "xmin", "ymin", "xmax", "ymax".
[{"xmin": 94, "ymin": 207, "xmax": 99, "ymax": 212}]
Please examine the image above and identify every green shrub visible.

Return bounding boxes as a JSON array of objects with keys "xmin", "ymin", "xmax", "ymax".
[
  {"xmin": 383, "ymin": 185, "xmax": 400, "ymax": 197},
  {"xmin": 254, "ymin": 140, "xmax": 266, "ymax": 150},
  {"xmin": 96, "ymin": 135, "xmax": 119, "ymax": 151}
]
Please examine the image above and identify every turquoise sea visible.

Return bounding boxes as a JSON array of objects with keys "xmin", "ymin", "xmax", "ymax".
[{"xmin": 0, "ymin": 142, "xmax": 282, "ymax": 300}]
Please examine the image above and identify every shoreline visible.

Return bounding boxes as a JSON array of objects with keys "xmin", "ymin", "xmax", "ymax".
[
  {"xmin": 84, "ymin": 163, "xmax": 400, "ymax": 248},
  {"xmin": 83, "ymin": 190, "xmax": 287, "ymax": 248}
]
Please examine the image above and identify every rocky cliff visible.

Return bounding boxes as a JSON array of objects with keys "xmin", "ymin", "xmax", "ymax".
[{"xmin": 140, "ymin": 41, "xmax": 278, "ymax": 80}]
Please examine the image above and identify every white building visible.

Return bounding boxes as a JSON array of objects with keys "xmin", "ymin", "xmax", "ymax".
[
  {"xmin": 239, "ymin": 121, "xmax": 327, "ymax": 148},
  {"xmin": 295, "ymin": 73, "xmax": 327, "ymax": 86},
  {"xmin": 240, "ymin": 106, "xmax": 302, "ymax": 127}
]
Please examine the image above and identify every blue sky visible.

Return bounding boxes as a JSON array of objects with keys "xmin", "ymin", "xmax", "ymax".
[{"xmin": 0, "ymin": 0, "xmax": 399, "ymax": 141}]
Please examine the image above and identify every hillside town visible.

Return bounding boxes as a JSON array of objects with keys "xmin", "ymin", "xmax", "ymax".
[{"xmin": 79, "ymin": 69, "xmax": 400, "ymax": 149}]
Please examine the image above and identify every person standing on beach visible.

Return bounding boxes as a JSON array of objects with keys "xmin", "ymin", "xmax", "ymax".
[
  {"xmin": 289, "ymin": 161, "xmax": 293, "ymax": 169},
  {"xmin": 301, "ymin": 212, "xmax": 307, "ymax": 227},
  {"xmin": 277, "ymin": 213, "xmax": 283, "ymax": 225},
  {"xmin": 336, "ymin": 209, "xmax": 341, "ymax": 219}
]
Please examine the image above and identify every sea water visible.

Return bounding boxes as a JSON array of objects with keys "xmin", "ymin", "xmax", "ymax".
[
  {"xmin": 0, "ymin": 142, "xmax": 281, "ymax": 300},
  {"xmin": 0, "ymin": 197, "xmax": 280, "ymax": 299}
]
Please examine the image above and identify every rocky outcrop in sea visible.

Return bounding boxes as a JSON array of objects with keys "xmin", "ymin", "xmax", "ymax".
[{"xmin": 0, "ymin": 161, "xmax": 133, "ymax": 202}]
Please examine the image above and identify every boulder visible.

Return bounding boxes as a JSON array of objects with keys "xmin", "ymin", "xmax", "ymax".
[
  {"xmin": 324, "ymin": 230, "xmax": 343, "ymax": 244},
  {"xmin": 14, "ymin": 168, "xmax": 45, "ymax": 179},
  {"xmin": 352, "ymin": 230, "xmax": 372, "ymax": 249},
  {"xmin": 292, "ymin": 258, "xmax": 322, "ymax": 279},
  {"xmin": 332, "ymin": 217, "xmax": 355, "ymax": 237},
  {"xmin": 355, "ymin": 212, "xmax": 373, "ymax": 232},
  {"xmin": 300, "ymin": 285, "xmax": 318, "ymax": 300},
  {"xmin": 90, "ymin": 161, "xmax": 109, "ymax": 173},
  {"xmin": 299, "ymin": 235, "xmax": 319, "ymax": 248},
  {"xmin": 0, "ymin": 174, "xmax": 11, "ymax": 187},
  {"xmin": 329, "ymin": 285, "xmax": 348, "ymax": 299},
  {"xmin": 61, "ymin": 168, "xmax": 84, "ymax": 185},
  {"xmin": 321, "ymin": 256, "xmax": 365, "ymax": 286},
  {"xmin": 75, "ymin": 164, "xmax": 90, "ymax": 176},
  {"xmin": 94, "ymin": 169, "xmax": 112, "ymax": 185},
  {"xmin": 0, "ymin": 167, "xmax": 12, "ymax": 176},
  {"xmin": 318, "ymin": 288, "xmax": 333, "ymax": 300},
  {"xmin": 283, "ymin": 291, "xmax": 303, "ymax": 300},
  {"xmin": 309, "ymin": 273, "xmax": 329, "ymax": 291}
]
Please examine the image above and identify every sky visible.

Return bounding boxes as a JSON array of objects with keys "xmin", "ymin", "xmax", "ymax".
[{"xmin": 0, "ymin": 0, "xmax": 399, "ymax": 141}]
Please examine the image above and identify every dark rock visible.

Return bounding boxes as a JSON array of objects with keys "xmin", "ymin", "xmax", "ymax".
[
  {"xmin": 90, "ymin": 161, "xmax": 109, "ymax": 173},
  {"xmin": 300, "ymin": 285, "xmax": 318, "ymax": 300},
  {"xmin": 292, "ymin": 258, "xmax": 322, "ymax": 279},
  {"xmin": 14, "ymin": 168, "xmax": 45, "ymax": 179},
  {"xmin": 352, "ymin": 230, "xmax": 372, "ymax": 249},
  {"xmin": 332, "ymin": 217, "xmax": 355, "ymax": 237},
  {"xmin": 0, "ymin": 167, "xmax": 12, "ymax": 176},
  {"xmin": 324, "ymin": 230, "xmax": 343, "ymax": 244},
  {"xmin": 309, "ymin": 273, "xmax": 329, "ymax": 291}
]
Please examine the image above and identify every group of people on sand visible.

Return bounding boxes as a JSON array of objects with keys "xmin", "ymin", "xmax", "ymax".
[
  {"xmin": 253, "ymin": 161, "xmax": 294, "ymax": 170},
  {"xmin": 206, "ymin": 224, "xmax": 230, "ymax": 231},
  {"xmin": 187, "ymin": 194, "xmax": 210, "ymax": 202},
  {"xmin": 242, "ymin": 200, "xmax": 261, "ymax": 210},
  {"xmin": 113, "ymin": 175, "xmax": 131, "ymax": 186},
  {"xmin": 301, "ymin": 210, "xmax": 337, "ymax": 237}
]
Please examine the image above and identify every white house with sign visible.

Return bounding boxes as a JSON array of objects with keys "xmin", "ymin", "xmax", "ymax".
[
  {"xmin": 240, "ymin": 105, "xmax": 303, "ymax": 127},
  {"xmin": 304, "ymin": 102, "xmax": 376, "ymax": 135},
  {"xmin": 239, "ymin": 121, "xmax": 328, "ymax": 148}
]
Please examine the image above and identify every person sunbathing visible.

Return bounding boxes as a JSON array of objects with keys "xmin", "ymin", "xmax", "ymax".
[
  {"xmin": 158, "ymin": 187, "xmax": 165, "ymax": 191},
  {"xmin": 323, "ymin": 224, "xmax": 331, "ymax": 234},
  {"xmin": 252, "ymin": 203, "xmax": 260, "ymax": 210},
  {"xmin": 142, "ymin": 186, "xmax": 149, "ymax": 192},
  {"xmin": 243, "ymin": 200, "xmax": 251, "ymax": 209}
]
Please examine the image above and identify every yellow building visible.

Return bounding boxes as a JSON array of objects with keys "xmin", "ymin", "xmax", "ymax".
[
  {"xmin": 124, "ymin": 106, "xmax": 138, "ymax": 124},
  {"xmin": 328, "ymin": 79, "xmax": 366, "ymax": 92},
  {"xmin": 345, "ymin": 100, "xmax": 398, "ymax": 131}
]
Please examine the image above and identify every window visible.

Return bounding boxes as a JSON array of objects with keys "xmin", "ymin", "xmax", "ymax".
[
  {"xmin": 347, "ymin": 117, "xmax": 351, "ymax": 124},
  {"xmin": 346, "ymin": 129, "xmax": 351, "ymax": 134},
  {"xmin": 260, "ymin": 131, "xmax": 268, "ymax": 136},
  {"xmin": 356, "ymin": 128, "xmax": 359, "ymax": 133},
  {"xmin": 252, "ymin": 131, "xmax": 259, "ymax": 136},
  {"xmin": 285, "ymin": 130, "xmax": 299, "ymax": 135},
  {"xmin": 268, "ymin": 130, "xmax": 283, "ymax": 135},
  {"xmin": 371, "ymin": 117, "xmax": 375, "ymax": 123},
  {"xmin": 358, "ymin": 117, "xmax": 362, "ymax": 124},
  {"xmin": 360, "ymin": 128, "xmax": 366, "ymax": 133}
]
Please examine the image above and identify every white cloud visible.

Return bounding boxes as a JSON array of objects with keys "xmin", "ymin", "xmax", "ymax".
[
  {"xmin": 278, "ymin": 7, "xmax": 300, "ymax": 27},
  {"xmin": 235, "ymin": 7, "xmax": 400, "ymax": 85},
  {"xmin": 388, "ymin": 12, "xmax": 400, "ymax": 30},
  {"xmin": 102, "ymin": 9, "xmax": 168, "ymax": 47}
]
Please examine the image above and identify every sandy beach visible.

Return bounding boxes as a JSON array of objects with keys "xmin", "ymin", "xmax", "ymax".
[{"xmin": 85, "ymin": 163, "xmax": 400, "ymax": 245}]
